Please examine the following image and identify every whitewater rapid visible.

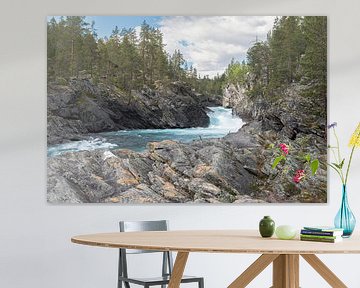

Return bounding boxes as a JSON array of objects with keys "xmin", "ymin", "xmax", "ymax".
[{"xmin": 47, "ymin": 107, "xmax": 245, "ymax": 157}]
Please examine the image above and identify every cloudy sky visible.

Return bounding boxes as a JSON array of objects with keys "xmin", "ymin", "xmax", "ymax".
[{"xmin": 85, "ymin": 16, "xmax": 276, "ymax": 78}]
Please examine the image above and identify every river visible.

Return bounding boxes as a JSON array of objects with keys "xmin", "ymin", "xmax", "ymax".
[{"xmin": 47, "ymin": 106, "xmax": 245, "ymax": 157}]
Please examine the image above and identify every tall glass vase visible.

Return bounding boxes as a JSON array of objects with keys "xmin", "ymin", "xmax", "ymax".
[{"xmin": 334, "ymin": 185, "xmax": 356, "ymax": 237}]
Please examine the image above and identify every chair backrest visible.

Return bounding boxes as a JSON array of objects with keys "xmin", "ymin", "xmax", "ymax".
[
  {"xmin": 118, "ymin": 220, "xmax": 173, "ymax": 282},
  {"xmin": 119, "ymin": 220, "xmax": 169, "ymax": 254}
]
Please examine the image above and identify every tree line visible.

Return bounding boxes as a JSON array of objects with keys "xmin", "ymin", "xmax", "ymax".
[
  {"xmin": 224, "ymin": 16, "xmax": 327, "ymax": 101},
  {"xmin": 48, "ymin": 16, "xmax": 327, "ymax": 101},
  {"xmin": 47, "ymin": 16, "xmax": 223, "ymax": 96}
]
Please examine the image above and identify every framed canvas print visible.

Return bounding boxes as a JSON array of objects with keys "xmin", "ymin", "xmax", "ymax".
[{"xmin": 47, "ymin": 16, "xmax": 327, "ymax": 203}]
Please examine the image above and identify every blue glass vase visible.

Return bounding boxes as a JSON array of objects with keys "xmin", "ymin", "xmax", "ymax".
[{"xmin": 334, "ymin": 185, "xmax": 356, "ymax": 237}]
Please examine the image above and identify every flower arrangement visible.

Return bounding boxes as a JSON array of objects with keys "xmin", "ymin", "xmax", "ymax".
[
  {"xmin": 329, "ymin": 122, "xmax": 360, "ymax": 237},
  {"xmin": 328, "ymin": 122, "xmax": 360, "ymax": 185},
  {"xmin": 271, "ymin": 143, "xmax": 319, "ymax": 184}
]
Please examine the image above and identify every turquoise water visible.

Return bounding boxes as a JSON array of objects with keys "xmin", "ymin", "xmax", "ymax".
[{"xmin": 48, "ymin": 107, "xmax": 244, "ymax": 157}]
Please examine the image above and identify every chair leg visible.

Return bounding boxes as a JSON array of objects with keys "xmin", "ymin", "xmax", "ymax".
[{"xmin": 199, "ymin": 278, "xmax": 204, "ymax": 288}]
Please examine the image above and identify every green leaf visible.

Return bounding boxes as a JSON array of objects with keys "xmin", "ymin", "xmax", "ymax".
[
  {"xmin": 332, "ymin": 162, "xmax": 341, "ymax": 169},
  {"xmin": 272, "ymin": 155, "xmax": 285, "ymax": 169},
  {"xmin": 310, "ymin": 159, "xmax": 319, "ymax": 175},
  {"xmin": 328, "ymin": 163, "xmax": 345, "ymax": 183},
  {"xmin": 328, "ymin": 163, "xmax": 341, "ymax": 173},
  {"xmin": 339, "ymin": 158, "xmax": 345, "ymax": 169},
  {"xmin": 304, "ymin": 154, "xmax": 311, "ymax": 163}
]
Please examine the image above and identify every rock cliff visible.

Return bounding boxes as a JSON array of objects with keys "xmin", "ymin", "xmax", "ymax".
[
  {"xmin": 223, "ymin": 83, "xmax": 327, "ymax": 202},
  {"xmin": 47, "ymin": 79, "xmax": 209, "ymax": 145}
]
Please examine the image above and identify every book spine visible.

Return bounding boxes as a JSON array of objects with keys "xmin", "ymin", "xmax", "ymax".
[
  {"xmin": 300, "ymin": 234, "xmax": 337, "ymax": 240},
  {"xmin": 300, "ymin": 237, "xmax": 337, "ymax": 243},
  {"xmin": 301, "ymin": 230, "xmax": 337, "ymax": 236},
  {"xmin": 300, "ymin": 233, "xmax": 341, "ymax": 239}
]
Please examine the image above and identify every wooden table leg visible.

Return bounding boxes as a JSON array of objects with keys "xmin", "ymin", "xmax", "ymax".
[
  {"xmin": 301, "ymin": 254, "xmax": 347, "ymax": 288},
  {"xmin": 272, "ymin": 254, "xmax": 299, "ymax": 288},
  {"xmin": 228, "ymin": 254, "xmax": 279, "ymax": 288},
  {"xmin": 287, "ymin": 255, "xmax": 299, "ymax": 288},
  {"xmin": 168, "ymin": 252, "xmax": 189, "ymax": 288}
]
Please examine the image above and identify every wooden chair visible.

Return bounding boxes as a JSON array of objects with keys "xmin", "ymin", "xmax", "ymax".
[{"xmin": 118, "ymin": 220, "xmax": 204, "ymax": 288}]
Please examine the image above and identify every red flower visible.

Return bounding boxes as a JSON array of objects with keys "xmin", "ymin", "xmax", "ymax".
[
  {"xmin": 293, "ymin": 169, "xmax": 305, "ymax": 183},
  {"xmin": 279, "ymin": 143, "xmax": 289, "ymax": 155}
]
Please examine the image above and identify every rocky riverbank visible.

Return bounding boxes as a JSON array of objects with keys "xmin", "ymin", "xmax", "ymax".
[
  {"xmin": 223, "ymin": 83, "xmax": 327, "ymax": 202},
  {"xmin": 47, "ymin": 78, "xmax": 209, "ymax": 145},
  {"xmin": 47, "ymin": 80, "xmax": 327, "ymax": 204},
  {"xmin": 48, "ymin": 139, "xmax": 263, "ymax": 203},
  {"xmin": 47, "ymin": 121, "xmax": 326, "ymax": 203}
]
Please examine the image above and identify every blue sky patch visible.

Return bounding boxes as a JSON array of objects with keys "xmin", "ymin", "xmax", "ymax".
[{"xmin": 178, "ymin": 40, "xmax": 191, "ymax": 47}]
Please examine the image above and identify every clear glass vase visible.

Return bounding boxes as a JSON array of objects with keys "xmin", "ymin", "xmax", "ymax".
[{"xmin": 334, "ymin": 185, "xmax": 356, "ymax": 237}]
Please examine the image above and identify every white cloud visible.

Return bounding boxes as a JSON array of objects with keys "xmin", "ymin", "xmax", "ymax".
[{"xmin": 159, "ymin": 16, "xmax": 276, "ymax": 78}]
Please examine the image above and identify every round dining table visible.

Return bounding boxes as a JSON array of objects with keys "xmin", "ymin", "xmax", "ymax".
[{"xmin": 72, "ymin": 230, "xmax": 360, "ymax": 288}]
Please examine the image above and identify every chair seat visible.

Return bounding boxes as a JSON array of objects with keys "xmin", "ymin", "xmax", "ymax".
[{"xmin": 119, "ymin": 274, "xmax": 203, "ymax": 286}]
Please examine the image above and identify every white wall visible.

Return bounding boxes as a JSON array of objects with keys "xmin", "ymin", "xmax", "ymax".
[{"xmin": 1, "ymin": 0, "xmax": 360, "ymax": 287}]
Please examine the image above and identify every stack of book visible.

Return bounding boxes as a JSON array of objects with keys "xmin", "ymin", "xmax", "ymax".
[{"xmin": 300, "ymin": 226, "xmax": 344, "ymax": 243}]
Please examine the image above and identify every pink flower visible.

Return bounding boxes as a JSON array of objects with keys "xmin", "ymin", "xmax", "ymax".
[
  {"xmin": 279, "ymin": 143, "xmax": 289, "ymax": 155},
  {"xmin": 293, "ymin": 169, "xmax": 305, "ymax": 183}
]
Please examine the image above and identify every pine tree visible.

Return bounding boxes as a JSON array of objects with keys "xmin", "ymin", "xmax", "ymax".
[
  {"xmin": 169, "ymin": 49, "xmax": 185, "ymax": 81},
  {"xmin": 247, "ymin": 41, "xmax": 271, "ymax": 97},
  {"xmin": 301, "ymin": 16, "xmax": 327, "ymax": 98},
  {"xmin": 119, "ymin": 28, "xmax": 141, "ymax": 92},
  {"xmin": 269, "ymin": 16, "xmax": 305, "ymax": 89}
]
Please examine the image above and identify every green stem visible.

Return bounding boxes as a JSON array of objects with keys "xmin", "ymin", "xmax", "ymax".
[
  {"xmin": 330, "ymin": 147, "xmax": 339, "ymax": 165},
  {"xmin": 333, "ymin": 128, "xmax": 342, "ymax": 163},
  {"xmin": 332, "ymin": 128, "xmax": 345, "ymax": 182},
  {"xmin": 328, "ymin": 163, "xmax": 345, "ymax": 184},
  {"xmin": 345, "ymin": 145, "xmax": 356, "ymax": 185}
]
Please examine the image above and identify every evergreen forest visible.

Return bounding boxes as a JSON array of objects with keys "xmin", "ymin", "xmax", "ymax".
[{"xmin": 47, "ymin": 16, "xmax": 326, "ymax": 102}]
